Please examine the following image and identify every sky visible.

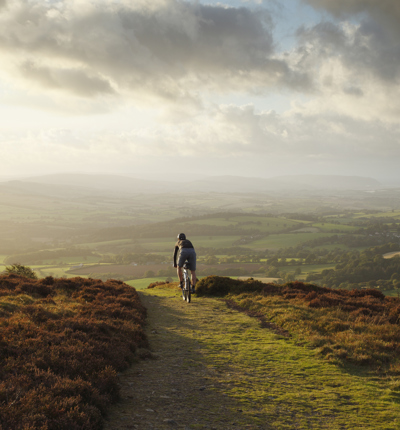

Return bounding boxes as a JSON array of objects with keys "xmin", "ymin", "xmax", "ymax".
[{"xmin": 0, "ymin": 0, "xmax": 399, "ymax": 183}]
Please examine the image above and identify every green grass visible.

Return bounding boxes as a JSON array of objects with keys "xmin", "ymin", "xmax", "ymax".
[
  {"xmin": 278, "ymin": 263, "xmax": 336, "ymax": 276},
  {"xmin": 189, "ymin": 216, "xmax": 304, "ymax": 233},
  {"xmin": 143, "ymin": 287, "xmax": 400, "ymax": 428},
  {"xmin": 304, "ymin": 244, "xmax": 359, "ymax": 251},
  {"xmin": 384, "ymin": 289, "xmax": 400, "ymax": 298},
  {"xmin": 30, "ymin": 265, "xmax": 88, "ymax": 279},
  {"xmin": 353, "ymin": 211, "xmax": 400, "ymax": 220},
  {"xmin": 39, "ymin": 256, "xmax": 102, "ymax": 264},
  {"xmin": 311, "ymin": 222, "xmax": 358, "ymax": 232},
  {"xmin": 244, "ymin": 233, "xmax": 340, "ymax": 250},
  {"xmin": 125, "ymin": 277, "xmax": 174, "ymax": 290},
  {"xmin": 78, "ymin": 239, "xmax": 134, "ymax": 249}
]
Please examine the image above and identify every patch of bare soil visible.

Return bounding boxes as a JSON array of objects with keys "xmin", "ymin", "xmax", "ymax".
[{"xmin": 104, "ymin": 290, "xmax": 266, "ymax": 430}]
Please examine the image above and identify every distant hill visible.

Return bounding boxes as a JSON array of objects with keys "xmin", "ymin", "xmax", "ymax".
[
  {"xmin": 23, "ymin": 173, "xmax": 175, "ymax": 194},
  {"xmin": 20, "ymin": 173, "xmax": 383, "ymax": 195},
  {"xmin": 187, "ymin": 174, "xmax": 382, "ymax": 192},
  {"xmin": 270, "ymin": 174, "xmax": 382, "ymax": 190}
]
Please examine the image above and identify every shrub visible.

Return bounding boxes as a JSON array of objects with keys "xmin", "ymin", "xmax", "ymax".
[
  {"xmin": 0, "ymin": 274, "xmax": 147, "ymax": 430},
  {"xmin": 5, "ymin": 264, "xmax": 37, "ymax": 279},
  {"xmin": 196, "ymin": 276, "xmax": 276, "ymax": 297}
]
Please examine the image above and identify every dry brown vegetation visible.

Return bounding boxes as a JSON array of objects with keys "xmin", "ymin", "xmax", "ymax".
[
  {"xmin": 0, "ymin": 274, "xmax": 147, "ymax": 430},
  {"xmin": 196, "ymin": 276, "xmax": 400, "ymax": 375}
]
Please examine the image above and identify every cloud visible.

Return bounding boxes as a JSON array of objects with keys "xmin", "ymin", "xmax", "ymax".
[
  {"xmin": 1, "ymin": 99, "xmax": 399, "ymax": 180},
  {"xmin": 20, "ymin": 61, "xmax": 115, "ymax": 97},
  {"xmin": 0, "ymin": 0, "xmax": 309, "ymax": 104},
  {"xmin": 300, "ymin": 0, "xmax": 400, "ymax": 83},
  {"xmin": 283, "ymin": 0, "xmax": 400, "ymax": 125},
  {"xmin": 304, "ymin": 0, "xmax": 400, "ymax": 25}
]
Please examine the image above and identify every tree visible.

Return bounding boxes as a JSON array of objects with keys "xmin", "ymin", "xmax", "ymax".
[{"xmin": 5, "ymin": 263, "xmax": 37, "ymax": 279}]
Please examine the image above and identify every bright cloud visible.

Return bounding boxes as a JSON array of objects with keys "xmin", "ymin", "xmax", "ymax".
[
  {"xmin": 0, "ymin": 0, "xmax": 310, "ymax": 104},
  {"xmin": 0, "ymin": 0, "xmax": 399, "ymax": 182}
]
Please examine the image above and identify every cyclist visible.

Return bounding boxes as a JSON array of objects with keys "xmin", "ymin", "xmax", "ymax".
[{"xmin": 173, "ymin": 233, "xmax": 197, "ymax": 293}]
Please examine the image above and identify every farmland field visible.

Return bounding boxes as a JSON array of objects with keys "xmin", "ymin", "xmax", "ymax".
[
  {"xmin": 39, "ymin": 256, "xmax": 102, "ymax": 264},
  {"xmin": 310, "ymin": 223, "xmax": 358, "ymax": 232},
  {"xmin": 188, "ymin": 215, "xmax": 305, "ymax": 233},
  {"xmin": 277, "ymin": 264, "xmax": 336, "ymax": 277},
  {"xmin": 242, "ymin": 233, "xmax": 341, "ymax": 250},
  {"xmin": 353, "ymin": 210, "xmax": 400, "ymax": 219}
]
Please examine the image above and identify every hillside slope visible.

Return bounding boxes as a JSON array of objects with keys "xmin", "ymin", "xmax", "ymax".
[{"xmin": 105, "ymin": 285, "xmax": 400, "ymax": 429}]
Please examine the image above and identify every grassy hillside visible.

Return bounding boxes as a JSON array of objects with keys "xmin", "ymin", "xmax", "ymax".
[
  {"xmin": 196, "ymin": 277, "xmax": 400, "ymax": 374},
  {"xmin": 141, "ymin": 282, "xmax": 400, "ymax": 428},
  {"xmin": 0, "ymin": 274, "xmax": 147, "ymax": 430}
]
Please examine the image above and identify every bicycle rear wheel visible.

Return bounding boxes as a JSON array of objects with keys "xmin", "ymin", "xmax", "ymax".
[{"xmin": 186, "ymin": 279, "xmax": 191, "ymax": 303}]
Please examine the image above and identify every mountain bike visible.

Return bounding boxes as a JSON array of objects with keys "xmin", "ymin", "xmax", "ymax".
[{"xmin": 181, "ymin": 262, "xmax": 192, "ymax": 303}]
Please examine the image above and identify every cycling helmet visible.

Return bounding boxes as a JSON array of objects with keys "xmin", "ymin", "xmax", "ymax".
[{"xmin": 178, "ymin": 233, "xmax": 186, "ymax": 240}]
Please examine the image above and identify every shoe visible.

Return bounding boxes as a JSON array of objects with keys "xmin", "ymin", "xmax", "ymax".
[{"xmin": 192, "ymin": 287, "xmax": 196, "ymax": 294}]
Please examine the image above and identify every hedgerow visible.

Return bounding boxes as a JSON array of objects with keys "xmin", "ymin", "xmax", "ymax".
[
  {"xmin": 0, "ymin": 274, "xmax": 147, "ymax": 430},
  {"xmin": 196, "ymin": 276, "xmax": 400, "ymax": 372}
]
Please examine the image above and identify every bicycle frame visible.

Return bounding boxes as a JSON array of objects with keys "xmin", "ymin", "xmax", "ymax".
[{"xmin": 182, "ymin": 262, "xmax": 191, "ymax": 303}]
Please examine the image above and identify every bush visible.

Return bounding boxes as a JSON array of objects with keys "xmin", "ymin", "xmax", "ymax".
[
  {"xmin": 196, "ymin": 276, "xmax": 278, "ymax": 297},
  {"xmin": 0, "ymin": 274, "xmax": 147, "ymax": 430},
  {"xmin": 5, "ymin": 263, "xmax": 37, "ymax": 279}
]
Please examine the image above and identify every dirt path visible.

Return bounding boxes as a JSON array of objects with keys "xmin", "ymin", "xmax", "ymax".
[
  {"xmin": 104, "ymin": 289, "xmax": 264, "ymax": 430},
  {"xmin": 104, "ymin": 287, "xmax": 400, "ymax": 430}
]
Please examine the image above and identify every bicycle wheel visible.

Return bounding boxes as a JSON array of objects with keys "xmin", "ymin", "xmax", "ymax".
[
  {"xmin": 182, "ymin": 270, "xmax": 188, "ymax": 300},
  {"xmin": 182, "ymin": 280, "xmax": 186, "ymax": 301},
  {"xmin": 186, "ymin": 278, "xmax": 191, "ymax": 303}
]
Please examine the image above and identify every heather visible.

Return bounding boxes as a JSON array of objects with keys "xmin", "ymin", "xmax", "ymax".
[
  {"xmin": 196, "ymin": 276, "xmax": 400, "ymax": 375},
  {"xmin": 0, "ymin": 274, "xmax": 147, "ymax": 430}
]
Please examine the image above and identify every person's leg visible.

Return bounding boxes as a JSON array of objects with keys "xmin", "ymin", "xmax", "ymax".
[
  {"xmin": 177, "ymin": 266, "xmax": 183, "ymax": 285},
  {"xmin": 191, "ymin": 270, "xmax": 196, "ymax": 287}
]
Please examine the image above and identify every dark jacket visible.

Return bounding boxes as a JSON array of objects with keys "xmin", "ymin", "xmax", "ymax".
[{"xmin": 173, "ymin": 239, "xmax": 194, "ymax": 266}]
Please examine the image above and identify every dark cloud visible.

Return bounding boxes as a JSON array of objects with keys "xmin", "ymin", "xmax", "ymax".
[
  {"xmin": 343, "ymin": 85, "xmax": 363, "ymax": 97},
  {"xmin": 297, "ymin": 1, "xmax": 400, "ymax": 87},
  {"xmin": 20, "ymin": 61, "xmax": 115, "ymax": 97},
  {"xmin": 0, "ymin": 0, "xmax": 310, "ymax": 100},
  {"xmin": 304, "ymin": 0, "xmax": 400, "ymax": 25}
]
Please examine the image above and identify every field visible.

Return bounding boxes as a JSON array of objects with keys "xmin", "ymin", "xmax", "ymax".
[
  {"xmin": 189, "ymin": 216, "xmax": 306, "ymax": 233},
  {"xmin": 276, "ymin": 263, "xmax": 336, "ymax": 277},
  {"xmin": 384, "ymin": 251, "xmax": 400, "ymax": 259},
  {"xmin": 243, "ymin": 232, "xmax": 342, "ymax": 250},
  {"xmin": 310, "ymin": 222, "xmax": 358, "ymax": 232}
]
